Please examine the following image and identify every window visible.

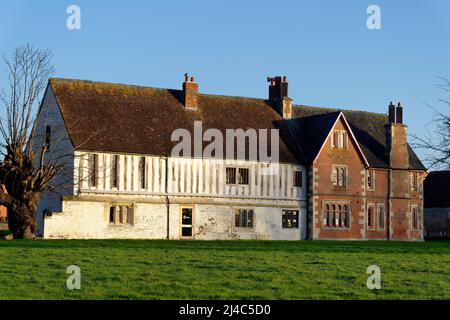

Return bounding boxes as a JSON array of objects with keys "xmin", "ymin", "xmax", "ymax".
[
  {"xmin": 235, "ymin": 209, "xmax": 254, "ymax": 228},
  {"xmin": 45, "ymin": 125, "xmax": 51, "ymax": 150},
  {"xmin": 238, "ymin": 168, "xmax": 249, "ymax": 185},
  {"xmin": 111, "ymin": 155, "xmax": 119, "ymax": 188},
  {"xmin": 367, "ymin": 170, "xmax": 375, "ymax": 191},
  {"xmin": 323, "ymin": 202, "xmax": 350, "ymax": 228},
  {"xmin": 342, "ymin": 131, "xmax": 348, "ymax": 149},
  {"xmin": 412, "ymin": 206, "xmax": 419, "ymax": 230},
  {"xmin": 139, "ymin": 157, "xmax": 146, "ymax": 189},
  {"xmin": 109, "ymin": 205, "xmax": 134, "ymax": 225},
  {"xmin": 89, "ymin": 154, "xmax": 98, "ymax": 188},
  {"xmin": 282, "ymin": 210, "xmax": 299, "ymax": 228},
  {"xmin": 109, "ymin": 205, "xmax": 135, "ymax": 225},
  {"xmin": 377, "ymin": 205, "xmax": 385, "ymax": 230},
  {"xmin": 332, "ymin": 165, "xmax": 347, "ymax": 188},
  {"xmin": 226, "ymin": 167, "xmax": 236, "ymax": 184},
  {"xmin": 411, "ymin": 172, "xmax": 419, "ymax": 192},
  {"xmin": 109, "ymin": 207, "xmax": 115, "ymax": 223},
  {"xmin": 333, "ymin": 131, "xmax": 339, "ymax": 147},
  {"xmin": 227, "ymin": 167, "xmax": 249, "ymax": 185},
  {"xmin": 294, "ymin": 171, "xmax": 302, "ymax": 187},
  {"xmin": 332, "ymin": 130, "xmax": 348, "ymax": 149},
  {"xmin": 367, "ymin": 205, "xmax": 375, "ymax": 230}
]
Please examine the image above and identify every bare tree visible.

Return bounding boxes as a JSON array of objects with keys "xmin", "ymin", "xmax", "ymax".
[
  {"xmin": 0, "ymin": 44, "xmax": 61, "ymax": 239},
  {"xmin": 412, "ymin": 77, "xmax": 450, "ymax": 170}
]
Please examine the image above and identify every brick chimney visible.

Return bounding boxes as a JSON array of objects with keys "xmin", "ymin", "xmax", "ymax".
[
  {"xmin": 267, "ymin": 76, "xmax": 293, "ymax": 119},
  {"xmin": 183, "ymin": 74, "xmax": 198, "ymax": 111},
  {"xmin": 385, "ymin": 101, "xmax": 409, "ymax": 169}
]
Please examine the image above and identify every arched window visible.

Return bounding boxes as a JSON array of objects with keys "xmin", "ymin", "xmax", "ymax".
[
  {"xmin": 367, "ymin": 205, "xmax": 375, "ymax": 229},
  {"xmin": 331, "ymin": 205, "xmax": 336, "ymax": 227},
  {"xmin": 343, "ymin": 205, "xmax": 349, "ymax": 227},
  {"xmin": 333, "ymin": 131, "xmax": 339, "ymax": 147},
  {"xmin": 378, "ymin": 205, "xmax": 385, "ymax": 229},
  {"xmin": 339, "ymin": 168, "xmax": 346, "ymax": 187},
  {"xmin": 342, "ymin": 131, "xmax": 348, "ymax": 149},
  {"xmin": 324, "ymin": 204, "xmax": 330, "ymax": 226},
  {"xmin": 337, "ymin": 205, "xmax": 342, "ymax": 227}
]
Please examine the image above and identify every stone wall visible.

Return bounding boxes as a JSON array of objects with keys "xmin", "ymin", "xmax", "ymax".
[{"xmin": 43, "ymin": 195, "xmax": 306, "ymax": 240}]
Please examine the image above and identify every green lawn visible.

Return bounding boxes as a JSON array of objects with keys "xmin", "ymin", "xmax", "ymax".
[{"xmin": 0, "ymin": 239, "xmax": 449, "ymax": 300}]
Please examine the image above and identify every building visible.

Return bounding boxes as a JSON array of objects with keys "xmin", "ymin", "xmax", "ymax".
[
  {"xmin": 34, "ymin": 75, "xmax": 426, "ymax": 240},
  {"xmin": 424, "ymin": 171, "xmax": 450, "ymax": 238}
]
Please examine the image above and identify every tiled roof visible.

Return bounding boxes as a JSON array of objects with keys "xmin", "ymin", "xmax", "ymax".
[
  {"xmin": 49, "ymin": 78, "xmax": 425, "ymax": 170},
  {"xmin": 291, "ymin": 105, "xmax": 426, "ymax": 170},
  {"xmin": 49, "ymin": 78, "xmax": 299, "ymax": 163}
]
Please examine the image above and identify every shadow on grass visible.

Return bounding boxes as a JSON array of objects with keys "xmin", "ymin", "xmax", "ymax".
[{"xmin": 1, "ymin": 238, "xmax": 449, "ymax": 254}]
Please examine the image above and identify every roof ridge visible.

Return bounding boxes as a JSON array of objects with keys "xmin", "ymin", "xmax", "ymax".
[
  {"xmin": 50, "ymin": 77, "xmax": 172, "ymax": 92},
  {"xmin": 50, "ymin": 77, "xmax": 268, "ymax": 102},
  {"xmin": 294, "ymin": 104, "xmax": 387, "ymax": 118}
]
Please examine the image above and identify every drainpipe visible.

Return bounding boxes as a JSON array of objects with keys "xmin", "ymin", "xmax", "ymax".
[
  {"xmin": 388, "ymin": 169, "xmax": 392, "ymax": 241},
  {"xmin": 164, "ymin": 157, "xmax": 170, "ymax": 240},
  {"xmin": 305, "ymin": 165, "xmax": 311, "ymax": 240}
]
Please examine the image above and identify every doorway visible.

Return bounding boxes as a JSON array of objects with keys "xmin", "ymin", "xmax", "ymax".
[{"xmin": 180, "ymin": 207, "xmax": 194, "ymax": 239}]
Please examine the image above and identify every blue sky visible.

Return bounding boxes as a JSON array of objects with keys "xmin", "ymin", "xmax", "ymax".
[{"xmin": 1, "ymin": 0, "xmax": 450, "ymax": 165}]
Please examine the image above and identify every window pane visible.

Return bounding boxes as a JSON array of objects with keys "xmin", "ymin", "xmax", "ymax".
[
  {"xmin": 111, "ymin": 155, "xmax": 118, "ymax": 188},
  {"xmin": 226, "ymin": 168, "xmax": 236, "ymax": 184},
  {"xmin": 247, "ymin": 210, "xmax": 254, "ymax": 227},
  {"xmin": 343, "ymin": 132, "xmax": 348, "ymax": 149},
  {"xmin": 378, "ymin": 206, "xmax": 384, "ymax": 229},
  {"xmin": 109, "ymin": 207, "xmax": 115, "ymax": 223},
  {"xmin": 294, "ymin": 171, "xmax": 302, "ymax": 187},
  {"xmin": 89, "ymin": 154, "xmax": 98, "ymax": 187},
  {"xmin": 119, "ymin": 206, "xmax": 123, "ymax": 224},
  {"xmin": 140, "ymin": 157, "xmax": 146, "ymax": 189},
  {"xmin": 182, "ymin": 208, "xmax": 193, "ymax": 225},
  {"xmin": 235, "ymin": 212, "xmax": 241, "ymax": 227},
  {"xmin": 182, "ymin": 227, "xmax": 192, "ymax": 237},
  {"xmin": 333, "ymin": 131, "xmax": 339, "ymax": 147},
  {"xmin": 238, "ymin": 168, "xmax": 249, "ymax": 185},
  {"xmin": 242, "ymin": 210, "xmax": 248, "ymax": 227}
]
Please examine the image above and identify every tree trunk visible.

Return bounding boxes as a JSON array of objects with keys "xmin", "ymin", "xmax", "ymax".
[{"xmin": 7, "ymin": 194, "xmax": 39, "ymax": 239}]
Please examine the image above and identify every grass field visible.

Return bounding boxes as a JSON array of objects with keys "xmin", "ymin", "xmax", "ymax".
[{"xmin": 0, "ymin": 239, "xmax": 449, "ymax": 300}]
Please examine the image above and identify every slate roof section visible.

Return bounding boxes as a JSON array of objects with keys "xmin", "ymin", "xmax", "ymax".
[
  {"xmin": 292, "ymin": 105, "xmax": 426, "ymax": 170},
  {"xmin": 424, "ymin": 171, "xmax": 450, "ymax": 208},
  {"xmin": 285, "ymin": 112, "xmax": 340, "ymax": 164},
  {"xmin": 49, "ymin": 78, "xmax": 299, "ymax": 163}
]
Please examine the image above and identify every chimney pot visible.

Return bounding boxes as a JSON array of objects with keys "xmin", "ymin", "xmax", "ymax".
[
  {"xmin": 396, "ymin": 101, "xmax": 403, "ymax": 124},
  {"xmin": 388, "ymin": 101, "xmax": 396, "ymax": 123}
]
